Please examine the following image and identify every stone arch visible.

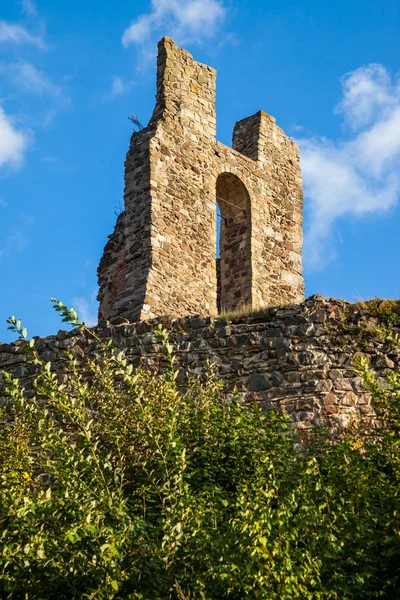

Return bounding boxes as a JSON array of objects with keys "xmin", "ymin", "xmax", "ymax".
[{"xmin": 216, "ymin": 172, "xmax": 252, "ymax": 313}]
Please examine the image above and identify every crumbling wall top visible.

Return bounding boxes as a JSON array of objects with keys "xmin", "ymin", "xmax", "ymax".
[{"xmin": 150, "ymin": 37, "xmax": 216, "ymax": 139}]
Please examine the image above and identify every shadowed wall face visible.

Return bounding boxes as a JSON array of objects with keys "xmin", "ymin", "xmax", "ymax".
[
  {"xmin": 97, "ymin": 38, "xmax": 304, "ymax": 325},
  {"xmin": 0, "ymin": 297, "xmax": 383, "ymax": 432},
  {"xmin": 217, "ymin": 173, "xmax": 251, "ymax": 312}
]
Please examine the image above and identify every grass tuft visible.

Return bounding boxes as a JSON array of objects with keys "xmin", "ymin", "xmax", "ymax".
[{"xmin": 218, "ymin": 304, "xmax": 276, "ymax": 322}]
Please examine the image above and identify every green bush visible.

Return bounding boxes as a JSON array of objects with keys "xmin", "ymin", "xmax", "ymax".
[{"xmin": 0, "ymin": 301, "xmax": 400, "ymax": 599}]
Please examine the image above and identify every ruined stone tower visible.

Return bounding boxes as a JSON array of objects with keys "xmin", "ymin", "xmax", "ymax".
[{"xmin": 97, "ymin": 37, "xmax": 304, "ymax": 324}]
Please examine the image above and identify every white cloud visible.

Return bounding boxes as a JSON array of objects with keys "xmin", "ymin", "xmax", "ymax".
[
  {"xmin": 71, "ymin": 291, "xmax": 98, "ymax": 327},
  {"xmin": 0, "ymin": 106, "xmax": 30, "ymax": 169},
  {"xmin": 122, "ymin": 0, "xmax": 226, "ymax": 49},
  {"xmin": 3, "ymin": 62, "xmax": 61, "ymax": 97},
  {"xmin": 0, "ymin": 13, "xmax": 66, "ymax": 172},
  {"xmin": 21, "ymin": 0, "xmax": 38, "ymax": 17},
  {"xmin": 298, "ymin": 64, "xmax": 400, "ymax": 271},
  {"xmin": 109, "ymin": 76, "xmax": 125, "ymax": 97},
  {"xmin": 103, "ymin": 75, "xmax": 134, "ymax": 102},
  {"xmin": 335, "ymin": 64, "xmax": 397, "ymax": 130},
  {"xmin": 0, "ymin": 62, "xmax": 70, "ymax": 128},
  {"xmin": 123, "ymin": 15, "xmax": 153, "ymax": 46},
  {"xmin": 0, "ymin": 20, "xmax": 45, "ymax": 49}
]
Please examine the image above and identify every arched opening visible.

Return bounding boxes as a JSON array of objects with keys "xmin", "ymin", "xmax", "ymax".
[{"xmin": 216, "ymin": 173, "xmax": 252, "ymax": 313}]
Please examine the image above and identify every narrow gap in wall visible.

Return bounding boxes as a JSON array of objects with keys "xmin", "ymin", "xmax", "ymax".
[
  {"xmin": 216, "ymin": 206, "xmax": 221, "ymax": 314},
  {"xmin": 216, "ymin": 173, "xmax": 252, "ymax": 315}
]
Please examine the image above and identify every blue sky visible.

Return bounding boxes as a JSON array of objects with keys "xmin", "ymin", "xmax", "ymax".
[{"xmin": 1, "ymin": 0, "xmax": 399, "ymax": 341}]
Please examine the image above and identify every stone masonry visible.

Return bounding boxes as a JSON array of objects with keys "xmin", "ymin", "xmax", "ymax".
[
  {"xmin": 2, "ymin": 296, "xmax": 394, "ymax": 430},
  {"xmin": 97, "ymin": 37, "xmax": 304, "ymax": 325},
  {"xmin": 1, "ymin": 42, "xmax": 395, "ymax": 434}
]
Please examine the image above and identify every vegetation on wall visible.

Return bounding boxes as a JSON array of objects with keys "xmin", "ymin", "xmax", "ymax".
[
  {"xmin": 332, "ymin": 297, "xmax": 400, "ymax": 348},
  {"xmin": 0, "ymin": 301, "xmax": 400, "ymax": 599}
]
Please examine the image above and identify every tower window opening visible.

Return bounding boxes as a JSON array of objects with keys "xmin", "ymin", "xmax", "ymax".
[{"xmin": 216, "ymin": 173, "xmax": 251, "ymax": 314}]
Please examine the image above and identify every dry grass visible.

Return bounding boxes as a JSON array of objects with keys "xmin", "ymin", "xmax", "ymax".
[{"xmin": 218, "ymin": 304, "xmax": 274, "ymax": 322}]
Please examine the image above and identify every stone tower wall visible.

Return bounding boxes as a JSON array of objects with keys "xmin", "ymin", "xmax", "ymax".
[
  {"xmin": 150, "ymin": 38, "xmax": 216, "ymax": 138},
  {"xmin": 97, "ymin": 130, "xmax": 154, "ymax": 323},
  {"xmin": 97, "ymin": 37, "xmax": 304, "ymax": 325}
]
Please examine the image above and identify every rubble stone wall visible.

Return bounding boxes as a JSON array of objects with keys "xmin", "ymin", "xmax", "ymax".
[
  {"xmin": 2, "ymin": 297, "xmax": 396, "ymax": 430},
  {"xmin": 97, "ymin": 37, "xmax": 304, "ymax": 325}
]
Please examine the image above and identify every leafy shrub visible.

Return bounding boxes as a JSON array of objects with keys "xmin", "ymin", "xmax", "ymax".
[{"xmin": 0, "ymin": 301, "xmax": 400, "ymax": 599}]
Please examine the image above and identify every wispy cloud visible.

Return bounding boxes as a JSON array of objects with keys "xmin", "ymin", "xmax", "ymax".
[
  {"xmin": 122, "ymin": 0, "xmax": 226, "ymax": 54},
  {"xmin": 102, "ymin": 75, "xmax": 135, "ymax": 102},
  {"xmin": 298, "ymin": 64, "xmax": 400, "ymax": 270},
  {"xmin": 0, "ymin": 230, "xmax": 29, "ymax": 259},
  {"xmin": 2, "ymin": 61, "xmax": 61, "ymax": 97},
  {"xmin": 71, "ymin": 290, "xmax": 98, "ymax": 327},
  {"xmin": 335, "ymin": 64, "xmax": 397, "ymax": 131},
  {"xmin": 0, "ymin": 20, "xmax": 45, "ymax": 49},
  {"xmin": 0, "ymin": 9, "xmax": 68, "ymax": 174},
  {"xmin": 0, "ymin": 106, "xmax": 30, "ymax": 169},
  {"xmin": 21, "ymin": 0, "xmax": 38, "ymax": 17},
  {"xmin": 0, "ymin": 62, "xmax": 71, "ymax": 128},
  {"xmin": 40, "ymin": 155, "xmax": 56, "ymax": 164},
  {"xmin": 19, "ymin": 213, "xmax": 35, "ymax": 227},
  {"xmin": 0, "ymin": 213, "xmax": 35, "ymax": 261}
]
